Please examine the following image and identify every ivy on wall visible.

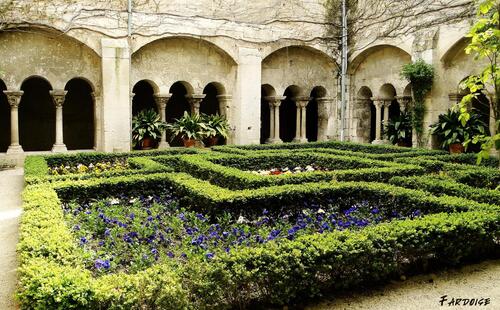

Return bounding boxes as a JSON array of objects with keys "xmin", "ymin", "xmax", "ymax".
[{"xmin": 401, "ymin": 59, "xmax": 435, "ymax": 147}]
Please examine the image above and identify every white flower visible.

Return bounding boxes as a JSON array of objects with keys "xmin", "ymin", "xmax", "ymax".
[
  {"xmin": 317, "ymin": 208, "xmax": 325, "ymax": 214},
  {"xmin": 237, "ymin": 215, "xmax": 249, "ymax": 224},
  {"xmin": 129, "ymin": 198, "xmax": 137, "ymax": 203},
  {"xmin": 110, "ymin": 198, "xmax": 120, "ymax": 205}
]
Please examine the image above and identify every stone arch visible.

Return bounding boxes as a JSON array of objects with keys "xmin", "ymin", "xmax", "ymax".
[
  {"xmin": 349, "ymin": 44, "xmax": 412, "ymax": 74},
  {"xmin": 131, "ymin": 37, "xmax": 237, "ymax": 94},
  {"xmin": 63, "ymin": 78, "xmax": 95, "ymax": 150},
  {"xmin": 355, "ymin": 86, "xmax": 376, "ymax": 143},
  {"xmin": 262, "ymin": 46, "xmax": 336, "ymax": 97},
  {"xmin": 0, "ymin": 79, "xmax": 9, "ymax": 152},
  {"xmin": 201, "ymin": 82, "xmax": 225, "ymax": 116},
  {"xmin": 378, "ymin": 83, "xmax": 397, "ymax": 99},
  {"xmin": 19, "ymin": 76, "xmax": 55, "ymax": 151},
  {"xmin": 132, "ymin": 80, "xmax": 159, "ymax": 117},
  {"xmin": 280, "ymin": 85, "xmax": 302, "ymax": 143},
  {"xmin": 0, "ymin": 29, "xmax": 101, "ymax": 92}
]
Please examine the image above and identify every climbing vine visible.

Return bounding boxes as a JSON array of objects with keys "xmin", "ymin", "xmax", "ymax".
[{"xmin": 401, "ymin": 59, "xmax": 435, "ymax": 147}]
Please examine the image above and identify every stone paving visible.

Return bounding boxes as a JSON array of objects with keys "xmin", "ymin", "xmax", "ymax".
[{"xmin": 0, "ymin": 168, "xmax": 23, "ymax": 310}]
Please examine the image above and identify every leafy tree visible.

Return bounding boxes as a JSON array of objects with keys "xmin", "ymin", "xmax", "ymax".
[{"xmin": 457, "ymin": 0, "xmax": 499, "ymax": 165}]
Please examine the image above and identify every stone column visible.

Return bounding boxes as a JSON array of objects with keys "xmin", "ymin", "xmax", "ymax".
[
  {"xmin": 50, "ymin": 90, "xmax": 68, "ymax": 153},
  {"xmin": 382, "ymin": 100, "xmax": 392, "ymax": 143},
  {"xmin": 186, "ymin": 94, "xmax": 206, "ymax": 115},
  {"xmin": 3, "ymin": 90, "xmax": 24, "ymax": 154},
  {"xmin": 317, "ymin": 97, "xmax": 333, "ymax": 142},
  {"xmin": 264, "ymin": 96, "xmax": 285, "ymax": 144},
  {"xmin": 216, "ymin": 95, "xmax": 232, "ymax": 118},
  {"xmin": 292, "ymin": 101, "xmax": 302, "ymax": 143},
  {"xmin": 396, "ymin": 96, "xmax": 412, "ymax": 113},
  {"xmin": 266, "ymin": 100, "xmax": 275, "ymax": 144},
  {"xmin": 295, "ymin": 97, "xmax": 310, "ymax": 143},
  {"xmin": 154, "ymin": 93, "xmax": 172, "ymax": 149},
  {"xmin": 101, "ymin": 38, "xmax": 131, "ymax": 152},
  {"xmin": 372, "ymin": 99, "xmax": 384, "ymax": 144}
]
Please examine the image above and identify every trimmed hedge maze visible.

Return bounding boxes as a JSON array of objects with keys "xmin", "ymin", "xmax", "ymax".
[{"xmin": 18, "ymin": 142, "xmax": 500, "ymax": 309}]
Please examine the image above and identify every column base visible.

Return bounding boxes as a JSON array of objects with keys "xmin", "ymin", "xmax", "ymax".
[
  {"xmin": 52, "ymin": 144, "xmax": 68, "ymax": 153},
  {"xmin": 6, "ymin": 144, "xmax": 24, "ymax": 154},
  {"xmin": 371, "ymin": 139, "xmax": 385, "ymax": 145},
  {"xmin": 158, "ymin": 141, "xmax": 170, "ymax": 150},
  {"xmin": 268, "ymin": 138, "xmax": 283, "ymax": 144},
  {"xmin": 292, "ymin": 138, "xmax": 308, "ymax": 143}
]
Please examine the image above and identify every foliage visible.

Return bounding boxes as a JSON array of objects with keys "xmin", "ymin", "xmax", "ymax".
[
  {"xmin": 132, "ymin": 109, "xmax": 167, "ymax": 148},
  {"xmin": 201, "ymin": 113, "xmax": 230, "ymax": 139},
  {"xmin": 49, "ymin": 159, "xmax": 129, "ymax": 175},
  {"xmin": 384, "ymin": 111, "xmax": 412, "ymax": 145},
  {"xmin": 166, "ymin": 112, "xmax": 210, "ymax": 141},
  {"xmin": 430, "ymin": 109, "xmax": 486, "ymax": 149},
  {"xmin": 457, "ymin": 0, "xmax": 500, "ymax": 164},
  {"xmin": 401, "ymin": 59, "xmax": 435, "ymax": 147}
]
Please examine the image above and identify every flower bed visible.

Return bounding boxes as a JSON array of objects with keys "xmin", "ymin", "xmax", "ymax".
[
  {"xmin": 17, "ymin": 142, "xmax": 500, "ymax": 309},
  {"xmin": 49, "ymin": 159, "xmax": 130, "ymax": 175}
]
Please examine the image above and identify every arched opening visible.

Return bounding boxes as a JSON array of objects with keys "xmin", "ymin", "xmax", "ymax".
[
  {"xmin": 200, "ymin": 83, "xmax": 220, "ymax": 116},
  {"xmin": 132, "ymin": 80, "xmax": 158, "ymax": 116},
  {"xmin": 64, "ymin": 78, "xmax": 94, "ymax": 150},
  {"xmin": 0, "ymin": 79, "xmax": 9, "ymax": 152},
  {"xmin": 19, "ymin": 77, "xmax": 54, "ymax": 151},
  {"xmin": 260, "ymin": 84, "xmax": 275, "ymax": 144},
  {"xmin": 356, "ymin": 86, "xmax": 375, "ymax": 143},
  {"xmin": 166, "ymin": 81, "xmax": 192, "ymax": 146},
  {"xmin": 280, "ymin": 86, "xmax": 301, "ymax": 143},
  {"xmin": 307, "ymin": 87, "xmax": 326, "ymax": 142}
]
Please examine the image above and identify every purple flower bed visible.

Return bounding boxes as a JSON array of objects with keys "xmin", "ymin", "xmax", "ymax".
[{"xmin": 63, "ymin": 193, "xmax": 422, "ymax": 274}]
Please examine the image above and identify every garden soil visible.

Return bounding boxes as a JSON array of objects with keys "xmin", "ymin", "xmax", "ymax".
[
  {"xmin": 307, "ymin": 259, "xmax": 500, "ymax": 310},
  {"xmin": 0, "ymin": 168, "xmax": 23, "ymax": 310}
]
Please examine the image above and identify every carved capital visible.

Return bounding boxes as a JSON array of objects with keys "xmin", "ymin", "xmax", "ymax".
[
  {"xmin": 317, "ymin": 97, "xmax": 334, "ymax": 118},
  {"xmin": 186, "ymin": 94, "xmax": 206, "ymax": 107},
  {"xmin": 264, "ymin": 96, "xmax": 286, "ymax": 108},
  {"xmin": 154, "ymin": 93, "xmax": 172, "ymax": 109},
  {"xmin": 448, "ymin": 93, "xmax": 464, "ymax": 104},
  {"xmin": 50, "ymin": 90, "xmax": 67, "ymax": 108},
  {"xmin": 216, "ymin": 94, "xmax": 232, "ymax": 104},
  {"xmin": 294, "ymin": 96, "xmax": 311, "ymax": 108},
  {"xmin": 3, "ymin": 90, "xmax": 24, "ymax": 108}
]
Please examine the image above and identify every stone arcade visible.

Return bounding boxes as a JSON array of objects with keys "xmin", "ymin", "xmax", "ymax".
[{"xmin": 0, "ymin": 0, "xmax": 494, "ymax": 159}]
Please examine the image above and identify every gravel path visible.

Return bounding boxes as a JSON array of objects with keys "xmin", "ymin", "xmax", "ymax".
[
  {"xmin": 306, "ymin": 259, "xmax": 500, "ymax": 310},
  {"xmin": 0, "ymin": 168, "xmax": 24, "ymax": 310}
]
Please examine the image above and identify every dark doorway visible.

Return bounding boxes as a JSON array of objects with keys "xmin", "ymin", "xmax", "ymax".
[
  {"xmin": 260, "ymin": 85, "xmax": 272, "ymax": 144},
  {"xmin": 167, "ymin": 82, "xmax": 192, "ymax": 146},
  {"xmin": 280, "ymin": 86, "xmax": 299, "ymax": 143},
  {"xmin": 201, "ymin": 83, "xmax": 219, "ymax": 116},
  {"xmin": 64, "ymin": 79, "xmax": 94, "ymax": 150},
  {"xmin": 19, "ymin": 77, "xmax": 55, "ymax": 151},
  {"xmin": 307, "ymin": 87, "xmax": 323, "ymax": 142},
  {"xmin": 370, "ymin": 103, "xmax": 376, "ymax": 142},
  {"xmin": 132, "ymin": 80, "xmax": 157, "ymax": 116},
  {"xmin": 0, "ymin": 80, "xmax": 9, "ymax": 152}
]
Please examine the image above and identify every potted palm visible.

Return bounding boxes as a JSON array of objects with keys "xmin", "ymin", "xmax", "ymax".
[
  {"xmin": 430, "ymin": 109, "xmax": 486, "ymax": 154},
  {"xmin": 166, "ymin": 112, "xmax": 210, "ymax": 147},
  {"xmin": 202, "ymin": 113, "xmax": 230, "ymax": 146},
  {"xmin": 385, "ymin": 111, "xmax": 412, "ymax": 147},
  {"xmin": 132, "ymin": 109, "xmax": 167, "ymax": 150}
]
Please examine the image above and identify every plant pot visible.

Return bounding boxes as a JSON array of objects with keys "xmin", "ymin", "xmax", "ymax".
[
  {"xmin": 449, "ymin": 143, "xmax": 464, "ymax": 154},
  {"xmin": 183, "ymin": 138, "xmax": 197, "ymax": 148},
  {"xmin": 206, "ymin": 136, "xmax": 219, "ymax": 147},
  {"xmin": 141, "ymin": 137, "xmax": 155, "ymax": 150}
]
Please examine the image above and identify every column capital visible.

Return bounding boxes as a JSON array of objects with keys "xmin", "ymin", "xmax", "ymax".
[
  {"xmin": 294, "ymin": 97, "xmax": 311, "ymax": 108},
  {"xmin": 264, "ymin": 96, "xmax": 286, "ymax": 107},
  {"xmin": 216, "ymin": 94, "xmax": 232, "ymax": 102},
  {"xmin": 154, "ymin": 93, "xmax": 172, "ymax": 108},
  {"xmin": 50, "ymin": 90, "xmax": 68, "ymax": 108},
  {"xmin": 186, "ymin": 94, "xmax": 206, "ymax": 101},
  {"xmin": 448, "ymin": 93, "xmax": 464, "ymax": 104},
  {"xmin": 3, "ymin": 90, "xmax": 24, "ymax": 108}
]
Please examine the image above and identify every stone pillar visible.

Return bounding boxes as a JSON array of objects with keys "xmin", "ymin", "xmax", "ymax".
[
  {"xmin": 294, "ymin": 97, "xmax": 310, "ymax": 143},
  {"xmin": 3, "ymin": 90, "xmax": 24, "ymax": 154},
  {"xmin": 101, "ymin": 38, "xmax": 131, "ymax": 152},
  {"xmin": 234, "ymin": 47, "xmax": 262, "ymax": 144},
  {"xmin": 154, "ymin": 93, "xmax": 172, "ymax": 149},
  {"xmin": 186, "ymin": 94, "xmax": 206, "ymax": 115},
  {"xmin": 216, "ymin": 95, "xmax": 232, "ymax": 118},
  {"xmin": 382, "ymin": 100, "xmax": 392, "ymax": 143},
  {"xmin": 50, "ymin": 90, "xmax": 68, "ymax": 153},
  {"xmin": 266, "ymin": 101, "xmax": 275, "ymax": 144},
  {"xmin": 396, "ymin": 96, "xmax": 412, "ymax": 113},
  {"xmin": 264, "ymin": 96, "xmax": 285, "ymax": 144},
  {"xmin": 372, "ymin": 99, "xmax": 384, "ymax": 144},
  {"xmin": 292, "ymin": 101, "xmax": 301, "ymax": 143},
  {"xmin": 317, "ymin": 97, "xmax": 333, "ymax": 142}
]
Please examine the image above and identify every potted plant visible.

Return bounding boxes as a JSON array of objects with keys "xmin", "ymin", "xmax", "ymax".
[
  {"xmin": 166, "ymin": 112, "xmax": 210, "ymax": 147},
  {"xmin": 202, "ymin": 113, "xmax": 230, "ymax": 146},
  {"xmin": 384, "ymin": 111, "xmax": 412, "ymax": 147},
  {"xmin": 430, "ymin": 109, "xmax": 486, "ymax": 154},
  {"xmin": 132, "ymin": 109, "xmax": 167, "ymax": 150}
]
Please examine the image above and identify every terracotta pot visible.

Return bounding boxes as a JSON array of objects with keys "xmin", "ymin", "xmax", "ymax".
[
  {"xmin": 449, "ymin": 143, "xmax": 464, "ymax": 154},
  {"xmin": 206, "ymin": 136, "xmax": 219, "ymax": 147},
  {"xmin": 183, "ymin": 138, "xmax": 197, "ymax": 148},
  {"xmin": 141, "ymin": 137, "xmax": 155, "ymax": 150}
]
